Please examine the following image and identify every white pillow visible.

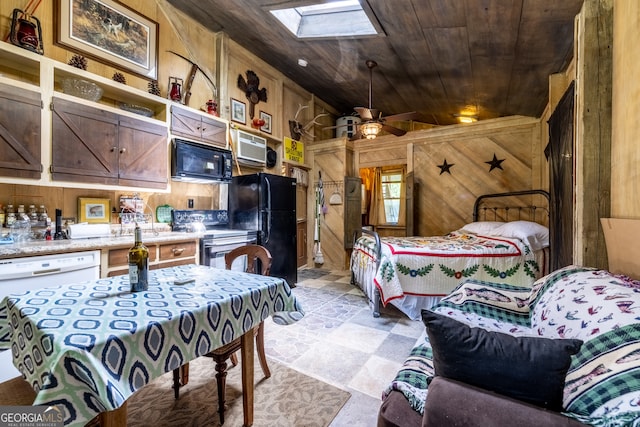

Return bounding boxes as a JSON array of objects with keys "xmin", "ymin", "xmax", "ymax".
[
  {"xmin": 461, "ymin": 221, "xmax": 505, "ymax": 235},
  {"xmin": 491, "ymin": 221, "xmax": 549, "ymax": 251}
]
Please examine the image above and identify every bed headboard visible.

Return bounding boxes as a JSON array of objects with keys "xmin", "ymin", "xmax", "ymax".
[{"xmin": 473, "ymin": 190, "xmax": 550, "ymax": 226}]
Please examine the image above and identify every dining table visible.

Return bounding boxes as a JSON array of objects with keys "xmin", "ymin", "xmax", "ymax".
[{"xmin": 0, "ymin": 264, "xmax": 303, "ymax": 426}]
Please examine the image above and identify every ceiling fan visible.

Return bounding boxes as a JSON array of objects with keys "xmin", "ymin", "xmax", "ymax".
[{"xmin": 332, "ymin": 60, "xmax": 422, "ymax": 140}]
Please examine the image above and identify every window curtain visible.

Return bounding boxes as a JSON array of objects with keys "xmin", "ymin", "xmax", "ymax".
[
  {"xmin": 397, "ymin": 166, "xmax": 406, "ymax": 226},
  {"xmin": 368, "ymin": 166, "xmax": 407, "ymax": 226},
  {"xmin": 369, "ymin": 168, "xmax": 385, "ymax": 225}
]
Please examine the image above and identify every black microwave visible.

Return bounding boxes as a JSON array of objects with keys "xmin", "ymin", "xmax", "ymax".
[{"xmin": 171, "ymin": 139, "xmax": 233, "ymax": 183}]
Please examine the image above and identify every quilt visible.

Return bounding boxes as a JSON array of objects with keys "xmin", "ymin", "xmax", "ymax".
[{"xmin": 352, "ymin": 230, "xmax": 547, "ymax": 305}]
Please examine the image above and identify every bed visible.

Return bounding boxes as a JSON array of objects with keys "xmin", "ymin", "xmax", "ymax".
[{"xmin": 350, "ymin": 190, "xmax": 551, "ymax": 320}]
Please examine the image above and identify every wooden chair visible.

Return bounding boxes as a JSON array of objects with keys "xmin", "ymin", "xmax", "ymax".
[{"xmin": 172, "ymin": 244, "xmax": 273, "ymax": 425}]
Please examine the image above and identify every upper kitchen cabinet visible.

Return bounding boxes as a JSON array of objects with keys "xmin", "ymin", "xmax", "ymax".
[
  {"xmin": 170, "ymin": 105, "xmax": 227, "ymax": 147},
  {"xmin": 0, "ymin": 83, "xmax": 42, "ymax": 179},
  {"xmin": 0, "ymin": 41, "xmax": 173, "ymax": 190},
  {"xmin": 51, "ymin": 98, "xmax": 168, "ymax": 189}
]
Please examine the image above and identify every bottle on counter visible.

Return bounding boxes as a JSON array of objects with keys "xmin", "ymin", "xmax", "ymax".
[
  {"xmin": 5, "ymin": 204, "xmax": 15, "ymax": 227},
  {"xmin": 28, "ymin": 205, "xmax": 38, "ymax": 223},
  {"xmin": 0, "ymin": 204, "xmax": 4, "ymax": 228},
  {"xmin": 128, "ymin": 224, "xmax": 149, "ymax": 292},
  {"xmin": 17, "ymin": 204, "xmax": 28, "ymax": 221}
]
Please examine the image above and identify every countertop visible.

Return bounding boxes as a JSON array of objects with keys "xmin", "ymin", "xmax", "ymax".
[{"xmin": 0, "ymin": 232, "xmax": 202, "ymax": 259}]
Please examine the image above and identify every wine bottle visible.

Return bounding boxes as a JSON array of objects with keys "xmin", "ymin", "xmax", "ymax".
[{"xmin": 128, "ymin": 225, "xmax": 149, "ymax": 292}]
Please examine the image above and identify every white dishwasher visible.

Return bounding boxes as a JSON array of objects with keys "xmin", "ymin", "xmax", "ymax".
[{"xmin": 0, "ymin": 250, "xmax": 101, "ymax": 383}]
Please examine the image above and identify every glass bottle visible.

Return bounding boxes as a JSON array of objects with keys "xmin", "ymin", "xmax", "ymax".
[
  {"xmin": 28, "ymin": 204, "xmax": 38, "ymax": 222},
  {"xmin": 5, "ymin": 204, "xmax": 15, "ymax": 227},
  {"xmin": 38, "ymin": 205, "xmax": 49, "ymax": 223},
  {"xmin": 17, "ymin": 204, "xmax": 28, "ymax": 221},
  {"xmin": 128, "ymin": 225, "xmax": 149, "ymax": 292}
]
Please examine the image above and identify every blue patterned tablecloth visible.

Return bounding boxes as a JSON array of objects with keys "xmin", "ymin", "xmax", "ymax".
[{"xmin": 0, "ymin": 264, "xmax": 303, "ymax": 426}]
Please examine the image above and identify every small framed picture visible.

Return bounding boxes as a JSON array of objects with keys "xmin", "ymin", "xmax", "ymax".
[
  {"xmin": 260, "ymin": 111, "xmax": 272, "ymax": 134},
  {"xmin": 231, "ymin": 98, "xmax": 246, "ymax": 124},
  {"xmin": 78, "ymin": 197, "xmax": 111, "ymax": 223}
]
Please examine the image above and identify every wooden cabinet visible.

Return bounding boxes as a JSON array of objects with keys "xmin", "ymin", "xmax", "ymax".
[
  {"xmin": 51, "ymin": 97, "xmax": 168, "ymax": 189},
  {"xmin": 0, "ymin": 83, "xmax": 42, "ymax": 179},
  {"xmin": 104, "ymin": 239, "xmax": 198, "ymax": 277},
  {"xmin": 0, "ymin": 41, "xmax": 197, "ymax": 191},
  {"xmin": 171, "ymin": 105, "xmax": 227, "ymax": 147}
]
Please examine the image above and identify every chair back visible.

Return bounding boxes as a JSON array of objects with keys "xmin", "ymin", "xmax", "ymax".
[{"xmin": 224, "ymin": 244, "xmax": 272, "ymax": 276}]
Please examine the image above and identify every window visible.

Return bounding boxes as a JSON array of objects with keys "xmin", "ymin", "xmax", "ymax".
[
  {"xmin": 381, "ymin": 170, "xmax": 402, "ymax": 224},
  {"xmin": 270, "ymin": 0, "xmax": 383, "ymax": 39}
]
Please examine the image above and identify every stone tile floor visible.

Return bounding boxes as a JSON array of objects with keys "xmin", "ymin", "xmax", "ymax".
[{"xmin": 263, "ymin": 268, "xmax": 425, "ymax": 427}]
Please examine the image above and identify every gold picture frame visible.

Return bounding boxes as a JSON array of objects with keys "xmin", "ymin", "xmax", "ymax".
[
  {"xmin": 55, "ymin": 0, "xmax": 159, "ymax": 80},
  {"xmin": 78, "ymin": 197, "xmax": 111, "ymax": 223}
]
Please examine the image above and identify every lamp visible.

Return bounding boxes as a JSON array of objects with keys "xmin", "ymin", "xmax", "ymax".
[
  {"xmin": 453, "ymin": 113, "xmax": 478, "ymax": 123},
  {"xmin": 360, "ymin": 121, "xmax": 382, "ymax": 139}
]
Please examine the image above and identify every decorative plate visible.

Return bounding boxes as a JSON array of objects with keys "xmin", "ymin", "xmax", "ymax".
[
  {"xmin": 156, "ymin": 204, "xmax": 173, "ymax": 223},
  {"xmin": 118, "ymin": 102, "xmax": 154, "ymax": 117}
]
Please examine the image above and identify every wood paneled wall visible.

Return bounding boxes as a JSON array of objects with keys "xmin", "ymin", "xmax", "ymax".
[
  {"xmin": 612, "ymin": 0, "xmax": 640, "ymax": 218},
  {"xmin": 355, "ymin": 116, "xmax": 542, "ymax": 236},
  {"xmin": 307, "ymin": 138, "xmax": 355, "ymax": 269}
]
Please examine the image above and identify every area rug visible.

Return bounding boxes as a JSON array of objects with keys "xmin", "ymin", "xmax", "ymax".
[
  {"xmin": 0, "ymin": 357, "xmax": 350, "ymax": 427},
  {"xmin": 127, "ymin": 356, "xmax": 351, "ymax": 427}
]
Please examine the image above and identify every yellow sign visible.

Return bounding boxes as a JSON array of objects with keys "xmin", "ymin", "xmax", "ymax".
[{"xmin": 284, "ymin": 137, "xmax": 304, "ymax": 163}]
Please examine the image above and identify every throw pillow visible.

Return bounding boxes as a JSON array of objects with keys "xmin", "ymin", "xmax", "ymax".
[{"xmin": 422, "ymin": 310, "xmax": 583, "ymax": 411}]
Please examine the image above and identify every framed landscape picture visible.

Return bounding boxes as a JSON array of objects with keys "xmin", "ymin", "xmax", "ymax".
[
  {"xmin": 55, "ymin": 0, "xmax": 158, "ymax": 80},
  {"xmin": 231, "ymin": 98, "xmax": 246, "ymax": 124}
]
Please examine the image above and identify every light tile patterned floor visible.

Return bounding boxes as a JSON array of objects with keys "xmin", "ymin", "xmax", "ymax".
[{"xmin": 263, "ymin": 268, "xmax": 425, "ymax": 427}]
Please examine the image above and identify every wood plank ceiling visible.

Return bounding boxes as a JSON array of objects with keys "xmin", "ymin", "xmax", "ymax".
[{"xmin": 167, "ymin": 0, "xmax": 584, "ymax": 126}]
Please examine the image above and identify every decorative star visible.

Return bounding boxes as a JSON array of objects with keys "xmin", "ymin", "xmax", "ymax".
[
  {"xmin": 437, "ymin": 159, "xmax": 454, "ymax": 175},
  {"xmin": 485, "ymin": 154, "xmax": 505, "ymax": 171}
]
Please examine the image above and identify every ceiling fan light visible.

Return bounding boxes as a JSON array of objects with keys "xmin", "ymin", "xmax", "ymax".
[
  {"xmin": 453, "ymin": 113, "xmax": 478, "ymax": 123},
  {"xmin": 361, "ymin": 122, "xmax": 382, "ymax": 139}
]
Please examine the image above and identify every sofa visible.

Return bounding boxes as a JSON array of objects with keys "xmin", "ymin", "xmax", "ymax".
[{"xmin": 378, "ymin": 265, "xmax": 640, "ymax": 427}]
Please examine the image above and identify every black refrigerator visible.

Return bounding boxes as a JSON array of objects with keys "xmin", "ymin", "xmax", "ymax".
[{"xmin": 228, "ymin": 173, "xmax": 297, "ymax": 287}]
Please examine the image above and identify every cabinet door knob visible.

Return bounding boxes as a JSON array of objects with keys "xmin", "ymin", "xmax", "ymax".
[
  {"xmin": 120, "ymin": 148, "xmax": 126, "ymax": 154},
  {"xmin": 111, "ymin": 146, "xmax": 117, "ymax": 152},
  {"xmin": 172, "ymin": 247, "xmax": 185, "ymax": 256},
  {"xmin": 201, "ymin": 127, "xmax": 206, "ymax": 132}
]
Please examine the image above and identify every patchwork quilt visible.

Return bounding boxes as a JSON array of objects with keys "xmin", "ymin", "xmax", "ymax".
[{"xmin": 353, "ymin": 230, "xmax": 547, "ymax": 305}]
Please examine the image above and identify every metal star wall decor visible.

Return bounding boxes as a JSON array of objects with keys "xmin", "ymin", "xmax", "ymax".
[
  {"xmin": 437, "ymin": 159, "xmax": 454, "ymax": 175},
  {"xmin": 485, "ymin": 154, "xmax": 505, "ymax": 171}
]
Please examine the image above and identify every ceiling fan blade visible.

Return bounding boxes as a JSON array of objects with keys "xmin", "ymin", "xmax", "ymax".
[
  {"xmin": 383, "ymin": 111, "xmax": 423, "ymax": 122},
  {"xmin": 382, "ymin": 124, "xmax": 407, "ymax": 136},
  {"xmin": 354, "ymin": 107, "xmax": 373, "ymax": 120}
]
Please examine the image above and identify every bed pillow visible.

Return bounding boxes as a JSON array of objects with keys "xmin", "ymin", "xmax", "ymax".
[
  {"xmin": 490, "ymin": 220, "xmax": 549, "ymax": 251},
  {"xmin": 422, "ymin": 310, "xmax": 582, "ymax": 411},
  {"xmin": 460, "ymin": 221, "xmax": 505, "ymax": 235}
]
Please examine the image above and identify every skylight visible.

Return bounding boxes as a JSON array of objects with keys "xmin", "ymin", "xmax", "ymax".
[{"xmin": 270, "ymin": 0, "xmax": 382, "ymax": 39}]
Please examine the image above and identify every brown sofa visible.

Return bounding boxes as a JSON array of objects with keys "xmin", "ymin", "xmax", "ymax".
[
  {"xmin": 378, "ymin": 265, "xmax": 640, "ymax": 427},
  {"xmin": 377, "ymin": 379, "xmax": 587, "ymax": 427}
]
